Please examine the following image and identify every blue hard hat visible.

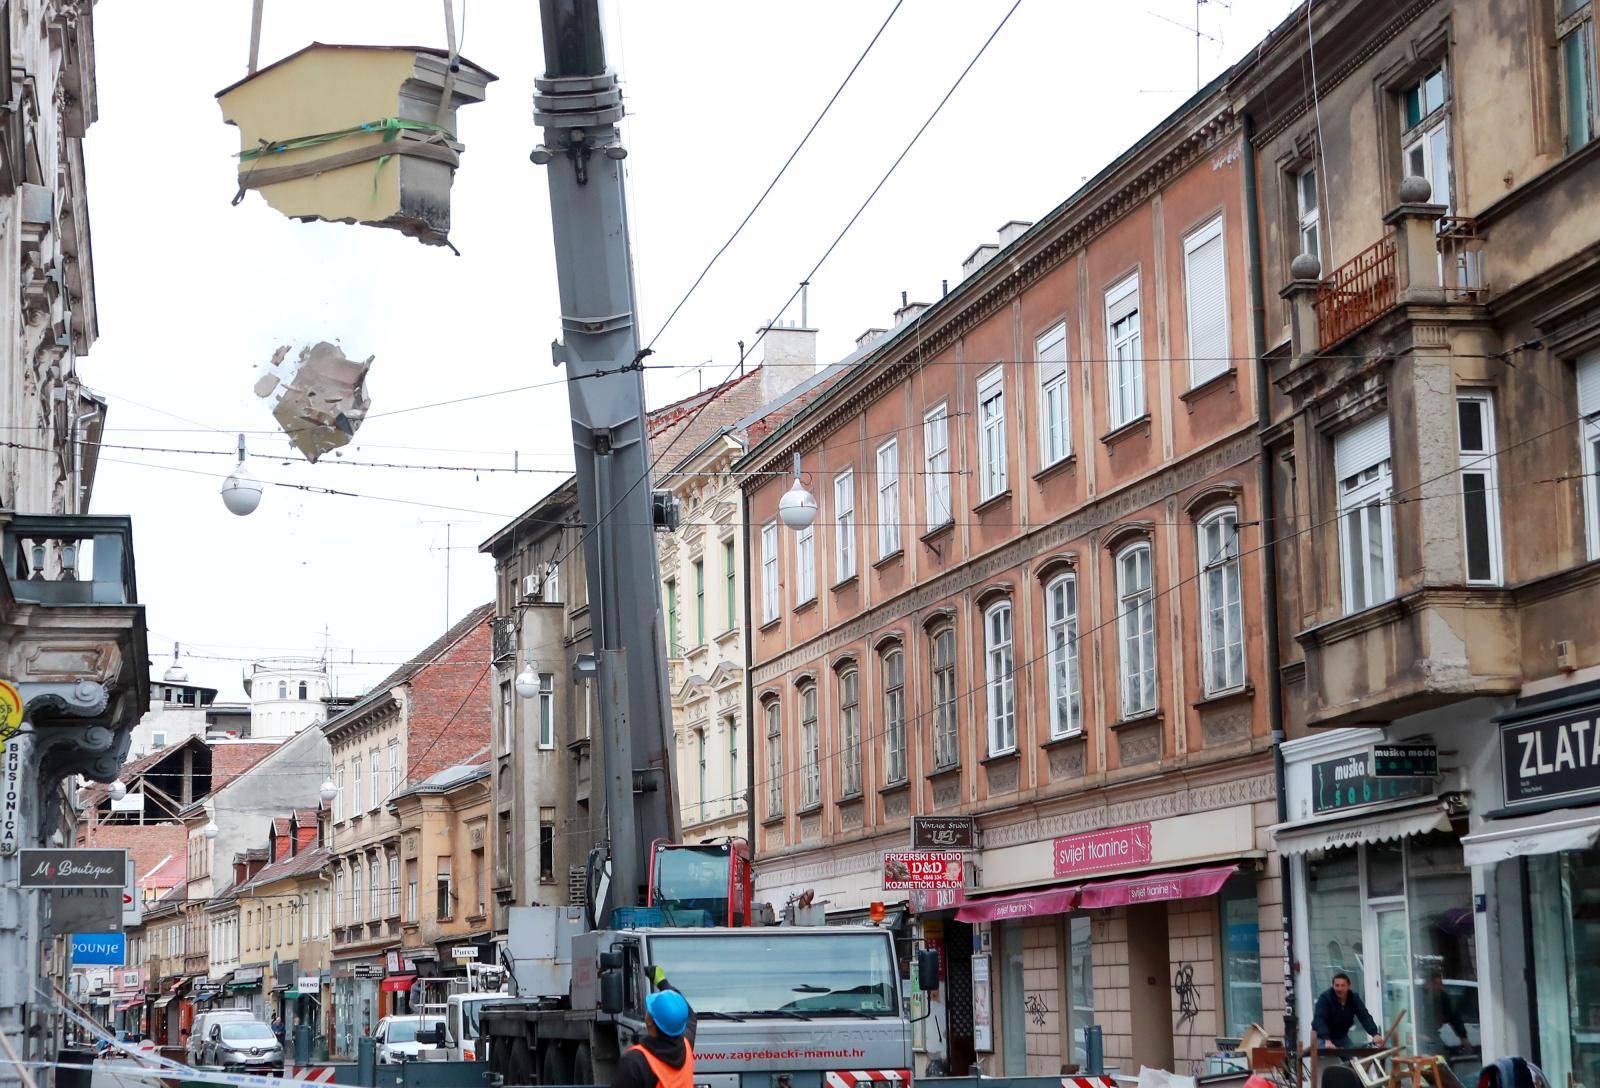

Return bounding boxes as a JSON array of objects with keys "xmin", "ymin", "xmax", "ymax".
[{"xmin": 645, "ymin": 989, "xmax": 690, "ymax": 1038}]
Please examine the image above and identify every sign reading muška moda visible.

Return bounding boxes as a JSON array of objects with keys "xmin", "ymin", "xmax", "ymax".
[
  {"xmin": 1311, "ymin": 751, "xmax": 1431, "ymax": 814},
  {"xmin": 1500, "ymin": 700, "xmax": 1600, "ymax": 811},
  {"xmin": 19, "ymin": 848, "xmax": 126, "ymax": 888}
]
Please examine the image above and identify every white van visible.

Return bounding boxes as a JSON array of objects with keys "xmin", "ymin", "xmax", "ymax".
[{"xmin": 187, "ymin": 1010, "xmax": 254, "ymax": 1066}]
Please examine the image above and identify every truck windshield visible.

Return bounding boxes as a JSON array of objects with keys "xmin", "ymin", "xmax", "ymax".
[
  {"xmin": 647, "ymin": 933, "xmax": 898, "ymax": 1018},
  {"xmin": 651, "ymin": 847, "xmax": 729, "ymax": 922}
]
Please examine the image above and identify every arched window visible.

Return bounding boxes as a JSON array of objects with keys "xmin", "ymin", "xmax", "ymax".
[
  {"xmin": 838, "ymin": 667, "xmax": 861, "ymax": 797},
  {"xmin": 278, "ymin": 681, "xmax": 287, "ymax": 699},
  {"xmin": 1045, "ymin": 573, "xmax": 1083, "ymax": 738},
  {"xmin": 983, "ymin": 602, "xmax": 1016, "ymax": 754},
  {"xmin": 298, "ymin": 681, "xmax": 308, "ymax": 700},
  {"xmin": 882, "ymin": 649, "xmax": 907, "ymax": 785},
  {"xmin": 1116, "ymin": 542, "xmax": 1157, "ymax": 716},
  {"xmin": 931, "ymin": 626, "xmax": 958, "ymax": 768},
  {"xmin": 799, "ymin": 683, "xmax": 820, "ymax": 809},
  {"xmin": 1198, "ymin": 508, "xmax": 1245, "ymax": 694},
  {"xmin": 763, "ymin": 699, "xmax": 783, "ymax": 818}
]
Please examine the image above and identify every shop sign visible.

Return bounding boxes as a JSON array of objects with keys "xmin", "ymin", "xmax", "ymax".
[
  {"xmin": 883, "ymin": 851, "xmax": 964, "ymax": 890},
  {"xmin": 1311, "ymin": 751, "xmax": 1430, "ymax": 814},
  {"xmin": 0, "ymin": 734, "xmax": 22, "ymax": 856},
  {"xmin": 1371, "ymin": 743, "xmax": 1439, "ymax": 778},
  {"xmin": 909, "ymin": 885, "xmax": 967, "ymax": 913},
  {"xmin": 52, "ymin": 886, "xmax": 123, "ymax": 931},
  {"xmin": 451, "ymin": 946, "xmax": 479, "ymax": 961},
  {"xmin": 1052, "ymin": 822, "xmax": 1152, "ymax": 877},
  {"xmin": 385, "ymin": 951, "xmax": 400, "ymax": 973},
  {"xmin": 0, "ymin": 677, "xmax": 22, "ymax": 743},
  {"xmin": 71, "ymin": 933, "xmax": 126, "ymax": 967},
  {"xmin": 911, "ymin": 816, "xmax": 978, "ymax": 851},
  {"xmin": 971, "ymin": 953, "xmax": 992, "ymax": 1052},
  {"xmin": 20, "ymin": 848, "xmax": 127, "ymax": 888},
  {"xmin": 1500, "ymin": 705, "xmax": 1600, "ymax": 810},
  {"xmin": 297, "ymin": 976, "xmax": 319, "ymax": 992},
  {"xmin": 233, "ymin": 966, "xmax": 263, "ymax": 983}
]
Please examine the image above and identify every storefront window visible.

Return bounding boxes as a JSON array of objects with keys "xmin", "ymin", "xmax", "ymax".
[
  {"xmin": 1306, "ymin": 848, "xmax": 1365, "ymax": 1000},
  {"xmin": 1529, "ymin": 847, "xmax": 1600, "ymax": 1088},
  {"xmin": 1406, "ymin": 833, "xmax": 1477, "ymax": 1070},
  {"xmin": 1220, "ymin": 879, "xmax": 1263, "ymax": 1038},
  {"xmin": 1069, "ymin": 915, "xmax": 1093, "ymax": 1068},
  {"xmin": 999, "ymin": 924, "xmax": 1026, "ymax": 1074}
]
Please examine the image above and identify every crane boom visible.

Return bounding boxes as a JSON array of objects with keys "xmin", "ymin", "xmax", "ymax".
[{"xmin": 533, "ymin": 0, "xmax": 678, "ymax": 914}]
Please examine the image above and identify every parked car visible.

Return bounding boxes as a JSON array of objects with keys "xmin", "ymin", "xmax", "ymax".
[
  {"xmin": 199, "ymin": 1019, "xmax": 283, "ymax": 1073},
  {"xmin": 374, "ymin": 1016, "xmax": 447, "ymax": 1064},
  {"xmin": 188, "ymin": 1010, "xmax": 255, "ymax": 1066}
]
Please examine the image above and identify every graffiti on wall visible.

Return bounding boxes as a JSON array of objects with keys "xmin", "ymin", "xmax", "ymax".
[{"xmin": 1173, "ymin": 963, "xmax": 1199, "ymax": 1031}]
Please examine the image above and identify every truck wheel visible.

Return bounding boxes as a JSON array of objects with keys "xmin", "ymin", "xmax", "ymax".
[
  {"xmin": 541, "ymin": 1043, "xmax": 573, "ymax": 1085},
  {"xmin": 506, "ymin": 1043, "xmax": 536, "ymax": 1086},
  {"xmin": 573, "ymin": 1043, "xmax": 594, "ymax": 1086}
]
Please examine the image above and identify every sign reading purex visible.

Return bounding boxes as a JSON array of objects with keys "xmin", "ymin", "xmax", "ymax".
[
  {"xmin": 1500, "ymin": 703, "xmax": 1600, "ymax": 811},
  {"xmin": 20, "ymin": 848, "xmax": 126, "ymax": 888},
  {"xmin": 911, "ymin": 815, "xmax": 978, "ymax": 851},
  {"xmin": 1311, "ymin": 751, "xmax": 1430, "ymax": 814}
]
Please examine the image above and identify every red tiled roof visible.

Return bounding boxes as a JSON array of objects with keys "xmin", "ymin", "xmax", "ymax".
[
  {"xmin": 235, "ymin": 844, "xmax": 331, "ymax": 892},
  {"xmin": 330, "ymin": 602, "xmax": 496, "ymax": 725},
  {"xmin": 79, "ymin": 823, "xmax": 188, "ymax": 890},
  {"xmin": 209, "ymin": 743, "xmax": 281, "ymax": 789},
  {"xmin": 144, "ymin": 852, "xmax": 187, "ymax": 891},
  {"xmin": 647, "ymin": 367, "xmax": 770, "ymax": 464}
]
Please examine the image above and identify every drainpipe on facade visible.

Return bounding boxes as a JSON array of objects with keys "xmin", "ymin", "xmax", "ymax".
[
  {"xmin": 742, "ymin": 487, "xmax": 757, "ymax": 851},
  {"xmin": 1241, "ymin": 112, "xmax": 1297, "ymax": 1049}
]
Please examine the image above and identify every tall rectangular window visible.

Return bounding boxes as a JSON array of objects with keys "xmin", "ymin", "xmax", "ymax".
[
  {"xmin": 923, "ymin": 407, "xmax": 952, "ymax": 527},
  {"xmin": 724, "ymin": 540, "xmax": 736, "ymax": 630},
  {"xmin": 1038, "ymin": 323, "xmax": 1071, "ymax": 467},
  {"xmin": 1580, "ymin": 352, "xmax": 1600, "ymax": 558},
  {"xmin": 883, "ymin": 649, "xmax": 907, "ymax": 785},
  {"xmin": 800, "ymin": 684, "xmax": 820, "ymax": 809},
  {"xmin": 665, "ymin": 577, "xmax": 678, "ymax": 653},
  {"xmin": 499, "ymin": 681, "xmax": 513, "ymax": 752},
  {"xmin": 1297, "ymin": 167, "xmax": 1321, "ymax": 260},
  {"xmin": 834, "ymin": 470, "xmax": 856, "ymax": 580},
  {"xmin": 1336, "ymin": 415, "xmax": 1397, "ymax": 613},
  {"xmin": 727, "ymin": 715, "xmax": 739, "ymax": 805},
  {"xmin": 1199, "ymin": 509, "xmax": 1246, "ymax": 694},
  {"xmin": 694, "ymin": 559, "xmax": 706, "ymax": 644},
  {"xmin": 1106, "ymin": 274, "xmax": 1143, "ymax": 429},
  {"xmin": 877, "ymin": 439, "xmax": 901, "ymax": 557},
  {"xmin": 695, "ymin": 728, "xmax": 707, "ymax": 821},
  {"xmin": 473, "ymin": 848, "xmax": 486, "ymax": 915},
  {"xmin": 1046, "ymin": 574, "xmax": 1082, "ymax": 738},
  {"xmin": 1400, "ymin": 63, "xmax": 1453, "ymax": 212},
  {"xmin": 840, "ymin": 668, "xmax": 861, "ymax": 797},
  {"xmin": 1561, "ymin": 0, "xmax": 1597, "ymax": 151},
  {"xmin": 1219, "ymin": 880, "xmax": 1264, "ymax": 1038},
  {"xmin": 351, "ymin": 865, "xmax": 363, "ymax": 924},
  {"xmin": 539, "ymin": 807, "xmax": 556, "ymax": 883},
  {"xmin": 370, "ymin": 748, "xmax": 381, "ymax": 810},
  {"xmin": 764, "ymin": 700, "xmax": 783, "ymax": 817},
  {"xmin": 388, "ymin": 741, "xmax": 399, "ymax": 797},
  {"xmin": 761, "ymin": 522, "xmax": 779, "ymax": 623},
  {"xmin": 984, "ymin": 602, "xmax": 1016, "ymax": 755},
  {"xmin": 931, "ymin": 627, "xmax": 958, "ymax": 769},
  {"xmin": 1457, "ymin": 394, "xmax": 1503, "ymax": 585},
  {"xmin": 334, "ymin": 871, "xmax": 345, "ymax": 926},
  {"xmin": 436, "ymin": 858, "xmax": 452, "ymax": 920},
  {"xmin": 538, "ymin": 674, "xmax": 555, "ymax": 749},
  {"xmin": 1184, "ymin": 216, "xmax": 1229, "ymax": 387},
  {"xmin": 351, "ymin": 756, "xmax": 361, "ymax": 814},
  {"xmin": 1116, "ymin": 543, "xmax": 1157, "ymax": 717},
  {"xmin": 370, "ymin": 856, "xmax": 380, "ymax": 919},
  {"xmin": 977, "ymin": 369, "xmax": 1007, "ymax": 500},
  {"xmin": 795, "ymin": 523, "xmax": 816, "ymax": 603},
  {"xmin": 388, "ymin": 854, "xmax": 400, "ymax": 917},
  {"xmin": 335, "ymin": 765, "xmax": 344, "ymax": 823}
]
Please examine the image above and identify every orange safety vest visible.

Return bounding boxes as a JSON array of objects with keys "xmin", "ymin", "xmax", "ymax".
[{"xmin": 628, "ymin": 1041, "xmax": 694, "ymax": 1088}]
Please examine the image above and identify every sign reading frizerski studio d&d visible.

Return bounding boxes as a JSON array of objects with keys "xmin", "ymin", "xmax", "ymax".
[
  {"xmin": 1500, "ymin": 698, "xmax": 1600, "ymax": 811},
  {"xmin": 19, "ymin": 848, "xmax": 127, "ymax": 888},
  {"xmin": 883, "ymin": 851, "xmax": 964, "ymax": 890}
]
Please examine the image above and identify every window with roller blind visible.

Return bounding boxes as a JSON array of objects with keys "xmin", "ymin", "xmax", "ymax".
[
  {"xmin": 1184, "ymin": 216, "xmax": 1229, "ymax": 388},
  {"xmin": 1106, "ymin": 274, "xmax": 1143, "ymax": 429},
  {"xmin": 1335, "ymin": 415, "xmax": 1397, "ymax": 613},
  {"xmin": 834, "ymin": 469, "xmax": 857, "ymax": 580},
  {"xmin": 1037, "ymin": 322, "xmax": 1071, "ymax": 466},
  {"xmin": 977, "ymin": 368, "xmax": 1007, "ymax": 500},
  {"xmin": 1579, "ymin": 352, "xmax": 1600, "ymax": 558}
]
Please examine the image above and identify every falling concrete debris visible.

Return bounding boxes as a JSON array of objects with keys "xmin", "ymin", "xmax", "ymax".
[{"xmin": 256, "ymin": 342, "xmax": 373, "ymax": 463}]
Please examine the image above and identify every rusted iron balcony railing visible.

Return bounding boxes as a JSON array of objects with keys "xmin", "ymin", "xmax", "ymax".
[
  {"xmin": 1314, "ymin": 231, "xmax": 1398, "ymax": 350},
  {"xmin": 3, "ymin": 513, "xmax": 138, "ymax": 605},
  {"xmin": 1439, "ymin": 216, "xmax": 1487, "ymax": 302}
]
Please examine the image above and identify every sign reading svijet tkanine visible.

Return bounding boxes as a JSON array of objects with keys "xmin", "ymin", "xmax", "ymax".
[{"xmin": 19, "ymin": 848, "xmax": 127, "ymax": 888}]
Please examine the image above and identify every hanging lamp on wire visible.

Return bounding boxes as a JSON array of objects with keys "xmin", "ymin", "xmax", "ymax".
[
  {"xmin": 778, "ymin": 452, "xmax": 818, "ymax": 531},
  {"xmin": 221, "ymin": 433, "xmax": 263, "ymax": 516}
]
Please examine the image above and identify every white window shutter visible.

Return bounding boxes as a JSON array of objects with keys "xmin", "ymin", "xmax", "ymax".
[
  {"xmin": 1578, "ymin": 351, "xmax": 1600, "ymax": 419},
  {"xmin": 1037, "ymin": 322, "xmax": 1068, "ymax": 383},
  {"xmin": 1185, "ymin": 220, "xmax": 1228, "ymax": 386},
  {"xmin": 1334, "ymin": 414, "xmax": 1393, "ymax": 481},
  {"xmin": 1107, "ymin": 275, "xmax": 1139, "ymax": 325}
]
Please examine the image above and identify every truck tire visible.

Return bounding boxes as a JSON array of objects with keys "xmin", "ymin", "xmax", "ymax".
[
  {"xmin": 573, "ymin": 1043, "xmax": 594, "ymax": 1086},
  {"xmin": 506, "ymin": 1042, "xmax": 537, "ymax": 1087},
  {"xmin": 542, "ymin": 1042, "xmax": 573, "ymax": 1086}
]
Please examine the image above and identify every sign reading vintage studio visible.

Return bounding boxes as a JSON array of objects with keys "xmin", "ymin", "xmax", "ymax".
[
  {"xmin": 1312, "ymin": 751, "xmax": 1431, "ymax": 814},
  {"xmin": 1500, "ymin": 701, "xmax": 1600, "ymax": 811}
]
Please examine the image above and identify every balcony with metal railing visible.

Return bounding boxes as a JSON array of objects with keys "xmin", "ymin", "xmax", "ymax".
[{"xmin": 1314, "ymin": 232, "xmax": 1399, "ymax": 351}]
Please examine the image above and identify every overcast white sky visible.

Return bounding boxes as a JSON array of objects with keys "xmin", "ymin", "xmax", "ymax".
[{"xmin": 82, "ymin": 0, "xmax": 1299, "ymax": 701}]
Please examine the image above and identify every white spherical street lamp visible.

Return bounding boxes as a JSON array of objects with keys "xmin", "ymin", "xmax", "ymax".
[
  {"xmin": 202, "ymin": 821, "xmax": 220, "ymax": 840},
  {"xmin": 777, "ymin": 453, "xmax": 817, "ymax": 531},
  {"xmin": 515, "ymin": 651, "xmax": 541, "ymax": 700},
  {"xmin": 220, "ymin": 434, "xmax": 263, "ymax": 517},
  {"xmin": 319, "ymin": 778, "xmax": 338, "ymax": 804},
  {"xmin": 108, "ymin": 780, "xmax": 127, "ymax": 801}
]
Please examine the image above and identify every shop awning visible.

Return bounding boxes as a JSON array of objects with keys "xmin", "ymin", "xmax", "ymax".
[
  {"xmin": 114, "ymin": 999, "xmax": 143, "ymax": 1012},
  {"xmin": 380, "ymin": 975, "xmax": 416, "ymax": 993},
  {"xmin": 152, "ymin": 994, "xmax": 177, "ymax": 1010},
  {"xmin": 957, "ymin": 885, "xmax": 1081, "ymax": 923},
  {"xmin": 1074, "ymin": 864, "xmax": 1236, "ymax": 909},
  {"xmin": 1460, "ymin": 806, "xmax": 1600, "ymax": 866},
  {"xmin": 1271, "ymin": 801, "xmax": 1451, "ymax": 857}
]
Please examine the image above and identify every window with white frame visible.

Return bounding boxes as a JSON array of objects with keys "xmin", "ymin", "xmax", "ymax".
[
  {"xmin": 1038, "ymin": 322, "xmax": 1071, "ymax": 466},
  {"xmin": 335, "ymin": 765, "xmax": 345, "ymax": 822},
  {"xmin": 351, "ymin": 756, "xmax": 362, "ymax": 813},
  {"xmin": 1297, "ymin": 166, "xmax": 1321, "ymax": 261},
  {"xmin": 389, "ymin": 740, "xmax": 399, "ymax": 795},
  {"xmin": 1116, "ymin": 542, "xmax": 1157, "ymax": 717},
  {"xmin": 839, "ymin": 667, "xmax": 861, "ymax": 797},
  {"xmin": 799, "ymin": 683, "xmax": 820, "ymax": 809},
  {"xmin": 544, "ymin": 561, "xmax": 561, "ymax": 603},
  {"xmin": 977, "ymin": 369, "xmax": 1007, "ymax": 500},
  {"xmin": 1580, "ymin": 352, "xmax": 1600, "ymax": 558},
  {"xmin": 877, "ymin": 439, "xmax": 901, "ymax": 557},
  {"xmin": 499, "ymin": 681, "xmax": 513, "ymax": 752},
  {"xmin": 984, "ymin": 601, "xmax": 1016, "ymax": 755},
  {"xmin": 834, "ymin": 470, "xmax": 856, "ymax": 580},
  {"xmin": 369, "ymin": 748, "xmax": 381, "ymax": 810},
  {"xmin": 795, "ymin": 522, "xmax": 816, "ymax": 603},
  {"xmin": 761, "ymin": 521, "xmax": 779, "ymax": 623},
  {"xmin": 334, "ymin": 871, "xmax": 344, "ymax": 926},
  {"xmin": 883, "ymin": 648, "xmax": 907, "ymax": 785},
  {"xmin": 1400, "ymin": 63, "xmax": 1453, "ymax": 212},
  {"xmin": 764, "ymin": 699, "xmax": 783, "ymax": 817},
  {"xmin": 1561, "ymin": 0, "xmax": 1597, "ymax": 151},
  {"xmin": 1198, "ymin": 509, "xmax": 1246, "ymax": 694},
  {"xmin": 924, "ymin": 406, "xmax": 952, "ymax": 527},
  {"xmin": 1106, "ymin": 274, "xmax": 1144, "ymax": 428},
  {"xmin": 1457, "ymin": 394, "xmax": 1503, "ymax": 585},
  {"xmin": 1045, "ymin": 573, "xmax": 1082, "ymax": 739},
  {"xmin": 370, "ymin": 856, "xmax": 381, "ymax": 919},
  {"xmin": 931, "ymin": 626, "xmax": 958, "ymax": 769},
  {"xmin": 1335, "ymin": 415, "xmax": 1397, "ymax": 613},
  {"xmin": 351, "ymin": 865, "xmax": 363, "ymax": 924},
  {"xmin": 388, "ymin": 855, "xmax": 400, "ymax": 917},
  {"xmin": 1184, "ymin": 216, "xmax": 1229, "ymax": 387},
  {"xmin": 538, "ymin": 674, "xmax": 555, "ymax": 748}
]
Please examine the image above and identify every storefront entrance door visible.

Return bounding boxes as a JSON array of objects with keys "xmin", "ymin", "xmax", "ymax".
[
  {"xmin": 1372, "ymin": 906, "xmax": 1412, "ymax": 1046},
  {"xmin": 1128, "ymin": 903, "xmax": 1174, "ymax": 1073}
]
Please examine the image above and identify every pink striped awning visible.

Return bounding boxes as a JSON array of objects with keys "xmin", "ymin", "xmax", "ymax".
[{"xmin": 1073, "ymin": 864, "xmax": 1236, "ymax": 909}]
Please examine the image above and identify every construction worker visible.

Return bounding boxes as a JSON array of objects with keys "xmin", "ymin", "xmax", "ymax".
[{"xmin": 612, "ymin": 969, "xmax": 694, "ymax": 1088}]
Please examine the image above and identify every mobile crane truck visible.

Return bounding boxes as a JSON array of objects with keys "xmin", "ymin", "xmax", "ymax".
[{"xmin": 474, "ymin": 3, "xmax": 936, "ymax": 1085}]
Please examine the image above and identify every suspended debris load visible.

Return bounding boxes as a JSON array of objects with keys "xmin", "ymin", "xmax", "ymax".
[
  {"xmin": 216, "ymin": 44, "xmax": 495, "ymax": 247},
  {"xmin": 256, "ymin": 341, "xmax": 373, "ymax": 463}
]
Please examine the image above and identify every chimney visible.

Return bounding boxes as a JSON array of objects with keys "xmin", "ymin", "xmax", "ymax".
[
  {"xmin": 893, "ymin": 289, "xmax": 930, "ymax": 326},
  {"xmin": 757, "ymin": 321, "xmax": 818, "ymax": 406},
  {"xmin": 997, "ymin": 219, "xmax": 1033, "ymax": 249},
  {"xmin": 962, "ymin": 242, "xmax": 999, "ymax": 279},
  {"xmin": 855, "ymin": 327, "xmax": 889, "ymax": 351}
]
